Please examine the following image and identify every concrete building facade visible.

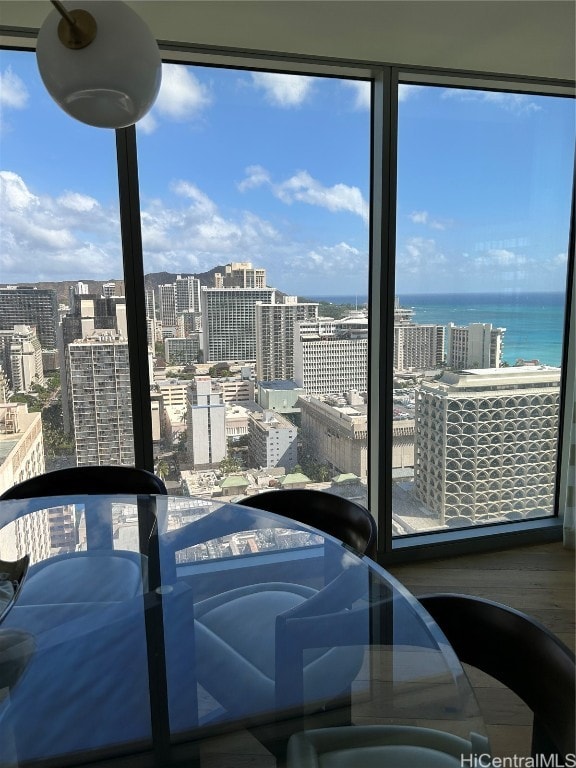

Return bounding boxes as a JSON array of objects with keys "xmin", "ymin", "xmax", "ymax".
[
  {"xmin": 0, "ymin": 286, "xmax": 58, "ymax": 351},
  {"xmin": 293, "ymin": 316, "xmax": 368, "ymax": 395},
  {"xmin": 187, "ymin": 376, "xmax": 226, "ymax": 468},
  {"xmin": 66, "ymin": 333, "xmax": 134, "ymax": 466},
  {"xmin": 214, "ymin": 262, "xmax": 266, "ymax": 289},
  {"xmin": 447, "ymin": 322, "xmax": 506, "ymax": 370},
  {"xmin": 248, "ymin": 410, "xmax": 298, "ymax": 470},
  {"xmin": 255, "ymin": 297, "xmax": 319, "ymax": 381},
  {"xmin": 414, "ymin": 367, "xmax": 561, "ymax": 525},
  {"xmin": 201, "ymin": 287, "xmax": 275, "ymax": 363}
]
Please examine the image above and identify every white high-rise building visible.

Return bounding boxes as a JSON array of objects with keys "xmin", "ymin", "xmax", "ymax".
[
  {"xmin": 175, "ymin": 275, "xmax": 201, "ymax": 313},
  {"xmin": 414, "ymin": 366, "xmax": 561, "ymax": 525},
  {"xmin": 293, "ymin": 314, "xmax": 368, "ymax": 395},
  {"xmin": 0, "ymin": 325, "xmax": 44, "ymax": 393},
  {"xmin": 214, "ymin": 262, "xmax": 266, "ymax": 289},
  {"xmin": 66, "ymin": 332, "xmax": 134, "ymax": 466},
  {"xmin": 159, "ymin": 284, "xmax": 177, "ymax": 335},
  {"xmin": 201, "ymin": 287, "xmax": 275, "ymax": 363},
  {"xmin": 446, "ymin": 322, "xmax": 506, "ymax": 370},
  {"xmin": 187, "ymin": 376, "xmax": 226, "ymax": 468},
  {"xmin": 255, "ymin": 297, "xmax": 319, "ymax": 382},
  {"xmin": 248, "ymin": 410, "xmax": 298, "ymax": 470},
  {"xmin": 393, "ymin": 298, "xmax": 445, "ymax": 372},
  {"xmin": 0, "ymin": 402, "xmax": 49, "ymax": 563}
]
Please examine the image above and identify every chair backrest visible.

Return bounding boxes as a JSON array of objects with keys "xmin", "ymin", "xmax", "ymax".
[
  {"xmin": 237, "ymin": 489, "xmax": 377, "ymax": 559},
  {"xmin": 0, "ymin": 555, "xmax": 30, "ymax": 625},
  {"xmin": 419, "ymin": 593, "xmax": 576, "ymax": 759},
  {"xmin": 0, "ymin": 466, "xmax": 167, "ymax": 500}
]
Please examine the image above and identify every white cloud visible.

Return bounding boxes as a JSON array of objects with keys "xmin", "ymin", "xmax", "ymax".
[
  {"xmin": 398, "ymin": 236, "xmax": 448, "ymax": 276},
  {"xmin": 57, "ymin": 191, "xmax": 99, "ymax": 213},
  {"xmin": 398, "ymin": 84, "xmax": 420, "ymax": 102},
  {"xmin": 1, "ymin": 169, "xmax": 366, "ymax": 291},
  {"xmin": 409, "ymin": 210, "xmax": 446, "ymax": 230},
  {"xmin": 238, "ymin": 166, "xmax": 369, "ymax": 223},
  {"xmin": 251, "ymin": 72, "xmax": 314, "ymax": 107},
  {"xmin": 137, "ymin": 112, "xmax": 158, "ymax": 135},
  {"xmin": 441, "ymin": 89, "xmax": 541, "ymax": 115},
  {"xmin": 0, "ymin": 171, "xmax": 119, "ymax": 280},
  {"xmin": 284, "ymin": 242, "xmax": 365, "ymax": 276},
  {"xmin": 0, "ymin": 67, "xmax": 29, "ymax": 109},
  {"xmin": 140, "ymin": 64, "xmax": 211, "ymax": 133},
  {"xmin": 343, "ymin": 81, "xmax": 370, "ymax": 110},
  {"xmin": 237, "ymin": 165, "xmax": 271, "ymax": 192}
]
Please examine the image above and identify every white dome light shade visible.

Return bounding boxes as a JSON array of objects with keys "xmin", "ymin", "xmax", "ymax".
[{"xmin": 36, "ymin": 1, "xmax": 162, "ymax": 128}]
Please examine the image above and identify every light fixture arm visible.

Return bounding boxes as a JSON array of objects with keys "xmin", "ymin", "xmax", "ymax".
[{"xmin": 50, "ymin": 0, "xmax": 97, "ymax": 50}]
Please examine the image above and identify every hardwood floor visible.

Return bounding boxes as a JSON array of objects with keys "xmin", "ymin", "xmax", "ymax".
[
  {"xmin": 388, "ymin": 541, "xmax": 576, "ymax": 758},
  {"xmin": 200, "ymin": 542, "xmax": 575, "ymax": 765}
]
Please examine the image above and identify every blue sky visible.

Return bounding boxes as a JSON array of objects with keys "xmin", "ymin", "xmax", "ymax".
[{"xmin": 0, "ymin": 49, "xmax": 574, "ymax": 296}]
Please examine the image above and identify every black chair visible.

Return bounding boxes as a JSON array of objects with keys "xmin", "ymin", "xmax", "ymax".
[
  {"xmin": 0, "ymin": 466, "xmax": 166, "ymax": 606},
  {"xmin": 287, "ymin": 593, "xmax": 575, "ymax": 766},
  {"xmin": 0, "ymin": 556, "xmax": 29, "ymax": 625},
  {"xmin": 237, "ymin": 489, "xmax": 377, "ymax": 559},
  {"xmin": 419, "ymin": 593, "xmax": 576, "ymax": 760},
  {"xmin": 0, "ymin": 465, "xmax": 167, "ymax": 500}
]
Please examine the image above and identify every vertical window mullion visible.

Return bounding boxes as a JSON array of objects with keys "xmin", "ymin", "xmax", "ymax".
[
  {"xmin": 369, "ymin": 66, "xmax": 398, "ymax": 559},
  {"xmin": 116, "ymin": 126, "xmax": 154, "ymax": 472}
]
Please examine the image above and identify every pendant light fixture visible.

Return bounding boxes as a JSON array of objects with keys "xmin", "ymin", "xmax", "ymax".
[{"xmin": 36, "ymin": 1, "xmax": 162, "ymax": 129}]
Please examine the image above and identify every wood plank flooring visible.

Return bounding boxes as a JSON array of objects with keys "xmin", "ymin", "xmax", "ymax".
[{"xmin": 200, "ymin": 542, "xmax": 575, "ymax": 765}]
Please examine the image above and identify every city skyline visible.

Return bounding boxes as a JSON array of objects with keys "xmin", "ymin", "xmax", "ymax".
[{"xmin": 1, "ymin": 51, "xmax": 573, "ymax": 296}]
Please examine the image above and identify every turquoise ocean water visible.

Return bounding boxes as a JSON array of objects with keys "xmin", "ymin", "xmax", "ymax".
[{"xmin": 307, "ymin": 292, "xmax": 567, "ymax": 367}]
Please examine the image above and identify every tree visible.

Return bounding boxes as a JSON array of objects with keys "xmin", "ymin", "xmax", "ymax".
[
  {"xmin": 220, "ymin": 456, "xmax": 242, "ymax": 474},
  {"xmin": 155, "ymin": 458, "xmax": 170, "ymax": 481}
]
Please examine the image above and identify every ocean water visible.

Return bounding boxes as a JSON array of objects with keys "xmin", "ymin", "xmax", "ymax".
[{"xmin": 307, "ymin": 292, "xmax": 567, "ymax": 367}]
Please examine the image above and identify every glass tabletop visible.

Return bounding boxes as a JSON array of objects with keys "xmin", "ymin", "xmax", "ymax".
[{"xmin": 0, "ymin": 494, "xmax": 488, "ymax": 767}]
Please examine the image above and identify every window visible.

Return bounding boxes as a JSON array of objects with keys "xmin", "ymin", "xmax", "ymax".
[
  {"xmin": 0, "ymin": 43, "xmax": 574, "ymax": 560},
  {"xmin": 0, "ymin": 50, "xmax": 135, "ymax": 480},
  {"xmin": 393, "ymin": 79, "xmax": 574, "ymax": 537}
]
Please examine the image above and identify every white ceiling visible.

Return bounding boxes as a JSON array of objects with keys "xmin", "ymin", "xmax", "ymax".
[{"xmin": 1, "ymin": 1, "xmax": 574, "ymax": 82}]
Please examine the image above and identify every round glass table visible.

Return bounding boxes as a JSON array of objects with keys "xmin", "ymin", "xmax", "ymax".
[{"xmin": 0, "ymin": 494, "xmax": 488, "ymax": 767}]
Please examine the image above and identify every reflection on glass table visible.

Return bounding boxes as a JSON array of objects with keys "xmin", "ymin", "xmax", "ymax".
[{"xmin": 0, "ymin": 494, "xmax": 488, "ymax": 767}]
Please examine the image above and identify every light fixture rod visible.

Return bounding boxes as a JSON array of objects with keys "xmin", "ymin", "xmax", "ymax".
[
  {"xmin": 50, "ymin": 0, "xmax": 77, "ymax": 28},
  {"xmin": 49, "ymin": 0, "xmax": 97, "ymax": 50}
]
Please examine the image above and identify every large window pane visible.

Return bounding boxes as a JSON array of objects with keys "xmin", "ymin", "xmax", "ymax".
[
  {"xmin": 0, "ymin": 49, "xmax": 135, "ymax": 552},
  {"xmin": 393, "ymin": 83, "xmax": 575, "ymax": 534},
  {"xmin": 136, "ymin": 64, "xmax": 370, "ymax": 514}
]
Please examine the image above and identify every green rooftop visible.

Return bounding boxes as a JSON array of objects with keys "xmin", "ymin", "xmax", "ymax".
[{"xmin": 219, "ymin": 475, "xmax": 249, "ymax": 489}]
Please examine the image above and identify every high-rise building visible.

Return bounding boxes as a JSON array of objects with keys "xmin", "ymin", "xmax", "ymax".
[
  {"xmin": 393, "ymin": 298, "xmax": 445, "ymax": 372},
  {"xmin": 187, "ymin": 376, "xmax": 226, "ymax": 468},
  {"xmin": 59, "ymin": 295, "xmax": 127, "ymax": 433},
  {"xmin": 248, "ymin": 410, "xmax": 298, "ymax": 471},
  {"xmin": 0, "ymin": 286, "xmax": 58, "ymax": 350},
  {"xmin": 175, "ymin": 275, "xmax": 201, "ymax": 313},
  {"xmin": 0, "ymin": 402, "xmax": 45, "ymax": 495},
  {"xmin": 159, "ymin": 283, "xmax": 177, "ymax": 334},
  {"xmin": 145, "ymin": 288, "xmax": 158, "ymax": 347},
  {"xmin": 414, "ymin": 367, "xmax": 560, "ymax": 525},
  {"xmin": 201, "ymin": 287, "xmax": 275, "ymax": 363},
  {"xmin": 446, "ymin": 322, "xmax": 506, "ymax": 369},
  {"xmin": 293, "ymin": 314, "xmax": 368, "ymax": 395},
  {"xmin": 165, "ymin": 336, "xmax": 201, "ymax": 365},
  {"xmin": 102, "ymin": 281, "xmax": 124, "ymax": 298},
  {"xmin": 255, "ymin": 297, "xmax": 319, "ymax": 381},
  {"xmin": 214, "ymin": 262, "xmax": 266, "ymax": 289},
  {"xmin": 298, "ymin": 393, "xmax": 368, "ymax": 477},
  {"xmin": 0, "ymin": 402, "xmax": 50, "ymax": 563},
  {"xmin": 66, "ymin": 332, "xmax": 134, "ymax": 466},
  {"xmin": 3, "ymin": 325, "xmax": 44, "ymax": 392}
]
